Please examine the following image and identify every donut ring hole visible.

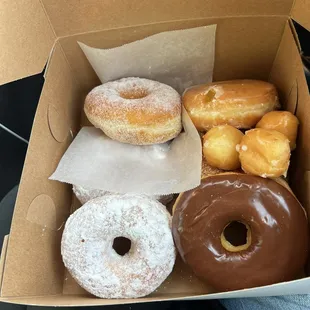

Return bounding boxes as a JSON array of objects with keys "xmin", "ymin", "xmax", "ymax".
[
  {"xmin": 120, "ymin": 89, "xmax": 148, "ymax": 100},
  {"xmin": 112, "ymin": 236, "xmax": 132, "ymax": 256},
  {"xmin": 221, "ymin": 221, "xmax": 251, "ymax": 252}
]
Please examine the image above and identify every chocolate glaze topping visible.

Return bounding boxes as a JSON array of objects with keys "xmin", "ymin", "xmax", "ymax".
[{"xmin": 172, "ymin": 174, "xmax": 309, "ymax": 291}]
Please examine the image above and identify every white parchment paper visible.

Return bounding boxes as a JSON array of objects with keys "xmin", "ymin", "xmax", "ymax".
[
  {"xmin": 79, "ymin": 25, "xmax": 216, "ymax": 93},
  {"xmin": 51, "ymin": 107, "xmax": 202, "ymax": 195},
  {"xmin": 50, "ymin": 25, "xmax": 216, "ymax": 194}
]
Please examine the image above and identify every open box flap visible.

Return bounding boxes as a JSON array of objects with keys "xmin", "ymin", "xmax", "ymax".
[
  {"xmin": 291, "ymin": 0, "xmax": 310, "ymax": 32},
  {"xmin": 0, "ymin": 0, "xmax": 297, "ymax": 86},
  {"xmin": 41, "ymin": 0, "xmax": 294, "ymax": 37},
  {"xmin": 0, "ymin": 0, "xmax": 55, "ymax": 86}
]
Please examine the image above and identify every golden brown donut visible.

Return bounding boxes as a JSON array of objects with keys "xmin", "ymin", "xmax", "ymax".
[
  {"xmin": 172, "ymin": 174, "xmax": 309, "ymax": 291},
  {"xmin": 256, "ymin": 111, "xmax": 299, "ymax": 150},
  {"xmin": 238, "ymin": 128, "xmax": 291, "ymax": 178},
  {"xmin": 85, "ymin": 77, "xmax": 182, "ymax": 145},
  {"xmin": 183, "ymin": 80, "xmax": 279, "ymax": 131},
  {"xmin": 203, "ymin": 125, "xmax": 244, "ymax": 170}
]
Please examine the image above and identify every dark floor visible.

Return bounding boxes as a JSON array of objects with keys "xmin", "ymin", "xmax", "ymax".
[{"xmin": 0, "ymin": 21, "xmax": 309, "ymax": 310}]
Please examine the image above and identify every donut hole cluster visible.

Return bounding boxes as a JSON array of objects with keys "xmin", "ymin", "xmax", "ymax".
[
  {"xmin": 112, "ymin": 236, "xmax": 132, "ymax": 256},
  {"xmin": 221, "ymin": 221, "xmax": 251, "ymax": 252},
  {"xmin": 120, "ymin": 89, "xmax": 148, "ymax": 100}
]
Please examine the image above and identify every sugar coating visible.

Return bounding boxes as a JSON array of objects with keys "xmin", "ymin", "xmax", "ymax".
[
  {"xmin": 73, "ymin": 185, "xmax": 173, "ymax": 206},
  {"xmin": 84, "ymin": 77, "xmax": 182, "ymax": 145},
  {"xmin": 87, "ymin": 77, "xmax": 181, "ymax": 115},
  {"xmin": 61, "ymin": 194, "xmax": 176, "ymax": 298}
]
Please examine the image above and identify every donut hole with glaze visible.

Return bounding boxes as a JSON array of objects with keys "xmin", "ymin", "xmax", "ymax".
[
  {"xmin": 112, "ymin": 236, "xmax": 132, "ymax": 256},
  {"xmin": 221, "ymin": 221, "xmax": 252, "ymax": 252}
]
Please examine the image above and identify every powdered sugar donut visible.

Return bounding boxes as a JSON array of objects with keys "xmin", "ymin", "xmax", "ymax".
[
  {"xmin": 72, "ymin": 185, "xmax": 109, "ymax": 205},
  {"xmin": 61, "ymin": 194, "xmax": 176, "ymax": 298},
  {"xmin": 84, "ymin": 77, "xmax": 182, "ymax": 145},
  {"xmin": 73, "ymin": 184, "xmax": 174, "ymax": 206}
]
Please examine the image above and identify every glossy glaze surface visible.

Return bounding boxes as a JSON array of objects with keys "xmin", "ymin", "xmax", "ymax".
[
  {"xmin": 182, "ymin": 80, "xmax": 279, "ymax": 131},
  {"xmin": 172, "ymin": 174, "xmax": 309, "ymax": 291}
]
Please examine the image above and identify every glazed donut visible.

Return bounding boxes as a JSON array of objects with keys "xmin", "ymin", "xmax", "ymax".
[
  {"xmin": 62, "ymin": 194, "xmax": 176, "ymax": 298},
  {"xmin": 238, "ymin": 128, "xmax": 291, "ymax": 178},
  {"xmin": 256, "ymin": 111, "xmax": 299, "ymax": 150},
  {"xmin": 183, "ymin": 80, "xmax": 279, "ymax": 131},
  {"xmin": 203, "ymin": 125, "xmax": 244, "ymax": 170},
  {"xmin": 84, "ymin": 77, "xmax": 182, "ymax": 145},
  {"xmin": 172, "ymin": 174, "xmax": 308, "ymax": 291},
  {"xmin": 72, "ymin": 184, "xmax": 174, "ymax": 206}
]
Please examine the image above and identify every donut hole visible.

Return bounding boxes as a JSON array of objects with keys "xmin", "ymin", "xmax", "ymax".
[
  {"xmin": 112, "ymin": 236, "xmax": 131, "ymax": 256},
  {"xmin": 221, "ymin": 221, "xmax": 251, "ymax": 252},
  {"xmin": 120, "ymin": 89, "xmax": 148, "ymax": 99}
]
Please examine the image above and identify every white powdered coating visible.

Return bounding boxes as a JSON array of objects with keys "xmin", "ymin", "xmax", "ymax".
[
  {"xmin": 73, "ymin": 184, "xmax": 173, "ymax": 206},
  {"xmin": 87, "ymin": 77, "xmax": 181, "ymax": 115},
  {"xmin": 61, "ymin": 194, "xmax": 176, "ymax": 298},
  {"xmin": 73, "ymin": 185, "xmax": 110, "ymax": 205}
]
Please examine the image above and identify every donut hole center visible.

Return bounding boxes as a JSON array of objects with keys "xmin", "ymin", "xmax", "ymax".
[
  {"xmin": 112, "ymin": 237, "xmax": 131, "ymax": 256},
  {"xmin": 120, "ymin": 89, "xmax": 148, "ymax": 99},
  {"xmin": 221, "ymin": 221, "xmax": 251, "ymax": 252}
]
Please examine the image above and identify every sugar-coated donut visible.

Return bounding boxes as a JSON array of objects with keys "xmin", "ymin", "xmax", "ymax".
[
  {"xmin": 203, "ymin": 125, "xmax": 244, "ymax": 170},
  {"xmin": 84, "ymin": 77, "xmax": 182, "ymax": 145},
  {"xmin": 183, "ymin": 80, "xmax": 279, "ymax": 131},
  {"xmin": 62, "ymin": 194, "xmax": 176, "ymax": 298},
  {"xmin": 72, "ymin": 184, "xmax": 174, "ymax": 206},
  {"xmin": 172, "ymin": 174, "xmax": 309, "ymax": 291},
  {"xmin": 256, "ymin": 111, "xmax": 299, "ymax": 150},
  {"xmin": 238, "ymin": 128, "xmax": 290, "ymax": 178}
]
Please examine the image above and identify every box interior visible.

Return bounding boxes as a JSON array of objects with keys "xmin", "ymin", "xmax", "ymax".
[{"xmin": 1, "ymin": 0, "xmax": 310, "ymax": 306}]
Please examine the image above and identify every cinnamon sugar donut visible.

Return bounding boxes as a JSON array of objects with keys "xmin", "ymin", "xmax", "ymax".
[
  {"xmin": 84, "ymin": 77, "xmax": 182, "ymax": 145},
  {"xmin": 72, "ymin": 184, "xmax": 174, "ymax": 206},
  {"xmin": 61, "ymin": 194, "xmax": 176, "ymax": 298}
]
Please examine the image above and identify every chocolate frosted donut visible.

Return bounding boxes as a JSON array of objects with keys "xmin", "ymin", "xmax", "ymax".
[{"xmin": 172, "ymin": 174, "xmax": 309, "ymax": 291}]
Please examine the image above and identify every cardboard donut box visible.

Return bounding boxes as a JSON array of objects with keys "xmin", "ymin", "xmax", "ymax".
[{"xmin": 1, "ymin": 0, "xmax": 310, "ymax": 306}]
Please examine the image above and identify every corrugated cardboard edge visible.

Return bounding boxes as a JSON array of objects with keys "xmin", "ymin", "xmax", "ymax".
[
  {"xmin": 291, "ymin": 0, "xmax": 310, "ymax": 32},
  {"xmin": 0, "ymin": 235, "xmax": 9, "ymax": 296}
]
